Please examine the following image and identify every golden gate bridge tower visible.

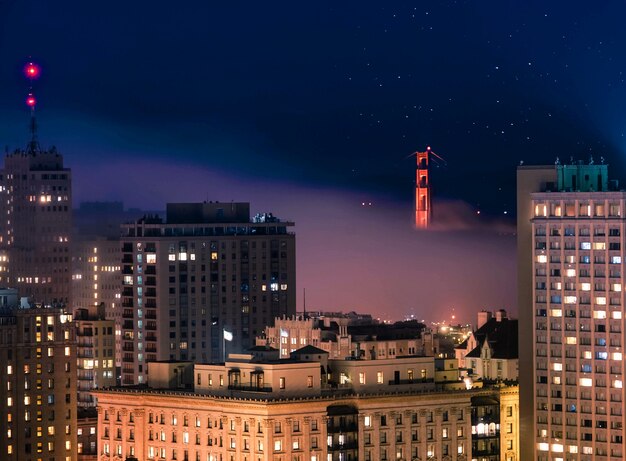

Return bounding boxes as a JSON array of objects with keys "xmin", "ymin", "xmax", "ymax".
[{"xmin": 414, "ymin": 146, "xmax": 445, "ymax": 229}]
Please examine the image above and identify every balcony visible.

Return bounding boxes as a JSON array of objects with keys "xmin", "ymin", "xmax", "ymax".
[
  {"xmin": 327, "ymin": 423, "xmax": 358, "ymax": 433},
  {"xmin": 328, "ymin": 441, "xmax": 358, "ymax": 451}
]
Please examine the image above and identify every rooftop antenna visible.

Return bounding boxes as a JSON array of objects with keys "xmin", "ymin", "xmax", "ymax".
[
  {"xmin": 24, "ymin": 61, "xmax": 41, "ymax": 154},
  {"xmin": 303, "ymin": 288, "xmax": 307, "ymax": 320}
]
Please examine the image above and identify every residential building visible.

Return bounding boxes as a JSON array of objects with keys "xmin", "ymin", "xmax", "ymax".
[
  {"xmin": 74, "ymin": 307, "xmax": 116, "ymax": 407},
  {"xmin": 0, "ymin": 289, "xmax": 77, "ymax": 461},
  {"xmin": 518, "ymin": 161, "xmax": 626, "ymax": 460},
  {"xmin": 72, "ymin": 238, "xmax": 122, "ymax": 370},
  {"xmin": 120, "ymin": 202, "xmax": 296, "ymax": 384},
  {"xmin": 258, "ymin": 315, "xmax": 436, "ymax": 360},
  {"xmin": 455, "ymin": 310, "xmax": 518, "ymax": 381},
  {"xmin": 0, "ymin": 145, "xmax": 72, "ymax": 305},
  {"xmin": 93, "ymin": 350, "xmax": 519, "ymax": 461}
]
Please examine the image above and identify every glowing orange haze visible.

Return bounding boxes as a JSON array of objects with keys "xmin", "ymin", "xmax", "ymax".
[{"xmin": 73, "ymin": 159, "xmax": 517, "ymax": 324}]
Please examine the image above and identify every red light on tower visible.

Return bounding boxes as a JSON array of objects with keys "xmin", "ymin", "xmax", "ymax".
[
  {"xmin": 24, "ymin": 62, "xmax": 41, "ymax": 79},
  {"xmin": 26, "ymin": 93, "xmax": 36, "ymax": 108}
]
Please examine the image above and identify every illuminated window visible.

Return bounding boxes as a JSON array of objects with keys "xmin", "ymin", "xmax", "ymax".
[
  {"xmin": 359, "ymin": 372, "xmax": 366, "ymax": 384},
  {"xmin": 593, "ymin": 242, "xmax": 606, "ymax": 250},
  {"xmin": 536, "ymin": 255, "xmax": 547, "ymax": 263},
  {"xmin": 552, "ymin": 363, "xmax": 562, "ymax": 371},
  {"xmin": 364, "ymin": 416, "xmax": 371, "ymax": 427},
  {"xmin": 534, "ymin": 204, "xmax": 547, "ymax": 217},
  {"xmin": 274, "ymin": 440, "xmax": 282, "ymax": 452},
  {"xmin": 377, "ymin": 372, "xmax": 384, "ymax": 384},
  {"xmin": 613, "ymin": 352, "xmax": 622, "ymax": 361},
  {"xmin": 565, "ymin": 337, "xmax": 577, "ymax": 345},
  {"xmin": 581, "ymin": 283, "xmax": 591, "ymax": 291},
  {"xmin": 564, "ymin": 296, "xmax": 576, "ymax": 304},
  {"xmin": 596, "ymin": 297, "xmax": 607, "ymax": 305},
  {"xmin": 565, "ymin": 269, "xmax": 576, "ymax": 277},
  {"xmin": 612, "ymin": 311, "xmax": 622, "ymax": 319}
]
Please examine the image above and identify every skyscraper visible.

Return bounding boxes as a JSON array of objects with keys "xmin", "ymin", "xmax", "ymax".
[
  {"xmin": 518, "ymin": 161, "xmax": 625, "ymax": 460},
  {"xmin": 0, "ymin": 145, "xmax": 72, "ymax": 305},
  {"xmin": 0, "ymin": 289, "xmax": 77, "ymax": 461},
  {"xmin": 120, "ymin": 202, "xmax": 295, "ymax": 385}
]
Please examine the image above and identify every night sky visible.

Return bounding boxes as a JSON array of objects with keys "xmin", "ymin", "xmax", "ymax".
[{"xmin": 1, "ymin": 1, "xmax": 625, "ymax": 322}]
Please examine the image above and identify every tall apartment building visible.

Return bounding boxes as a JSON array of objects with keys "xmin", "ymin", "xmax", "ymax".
[
  {"xmin": 0, "ymin": 146, "xmax": 72, "ymax": 305},
  {"xmin": 74, "ymin": 307, "xmax": 116, "ymax": 408},
  {"xmin": 518, "ymin": 161, "xmax": 626, "ymax": 460},
  {"xmin": 0, "ymin": 289, "xmax": 78, "ymax": 461},
  {"xmin": 72, "ymin": 238, "xmax": 122, "ymax": 370},
  {"xmin": 120, "ymin": 202, "xmax": 295, "ymax": 384}
]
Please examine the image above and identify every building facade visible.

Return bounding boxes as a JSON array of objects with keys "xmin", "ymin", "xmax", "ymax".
[
  {"xmin": 0, "ymin": 291, "xmax": 78, "ymax": 461},
  {"xmin": 120, "ymin": 203, "xmax": 296, "ymax": 384},
  {"xmin": 72, "ymin": 238, "xmax": 122, "ymax": 370},
  {"xmin": 94, "ymin": 353, "xmax": 519, "ymax": 461},
  {"xmin": 0, "ymin": 147, "xmax": 72, "ymax": 305},
  {"xmin": 75, "ymin": 308, "xmax": 116, "ymax": 407},
  {"xmin": 518, "ymin": 162, "xmax": 626, "ymax": 460}
]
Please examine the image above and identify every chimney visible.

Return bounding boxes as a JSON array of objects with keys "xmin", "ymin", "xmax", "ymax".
[
  {"xmin": 477, "ymin": 310, "xmax": 492, "ymax": 329},
  {"xmin": 495, "ymin": 309, "xmax": 507, "ymax": 322}
]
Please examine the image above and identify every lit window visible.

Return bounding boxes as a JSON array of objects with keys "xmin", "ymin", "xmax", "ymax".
[
  {"xmin": 550, "ymin": 309, "xmax": 562, "ymax": 317},
  {"xmin": 613, "ymin": 380, "xmax": 623, "ymax": 389},
  {"xmin": 594, "ymin": 310, "xmax": 606, "ymax": 319},
  {"xmin": 612, "ymin": 311, "xmax": 622, "ymax": 319},
  {"xmin": 565, "ymin": 337, "xmax": 577, "ymax": 345},
  {"xmin": 613, "ymin": 352, "xmax": 622, "ymax": 361},
  {"xmin": 552, "ymin": 363, "xmax": 562, "ymax": 371},
  {"xmin": 565, "ymin": 269, "xmax": 576, "ymax": 277},
  {"xmin": 274, "ymin": 440, "xmax": 282, "ymax": 452},
  {"xmin": 551, "ymin": 443, "xmax": 563, "ymax": 453},
  {"xmin": 536, "ymin": 255, "xmax": 547, "ymax": 263},
  {"xmin": 596, "ymin": 297, "xmax": 607, "ymax": 305},
  {"xmin": 377, "ymin": 372, "xmax": 384, "ymax": 384},
  {"xmin": 564, "ymin": 296, "xmax": 576, "ymax": 304},
  {"xmin": 364, "ymin": 416, "xmax": 371, "ymax": 427}
]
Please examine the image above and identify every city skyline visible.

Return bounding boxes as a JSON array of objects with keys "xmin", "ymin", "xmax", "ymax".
[{"xmin": 2, "ymin": 3, "xmax": 623, "ymax": 321}]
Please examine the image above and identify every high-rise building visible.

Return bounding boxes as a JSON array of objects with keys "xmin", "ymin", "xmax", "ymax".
[
  {"xmin": 0, "ymin": 289, "xmax": 77, "ymax": 461},
  {"xmin": 120, "ymin": 202, "xmax": 296, "ymax": 385},
  {"xmin": 518, "ymin": 161, "xmax": 626, "ymax": 460},
  {"xmin": 74, "ymin": 307, "xmax": 116, "ymax": 408},
  {"xmin": 0, "ymin": 145, "xmax": 72, "ymax": 305}
]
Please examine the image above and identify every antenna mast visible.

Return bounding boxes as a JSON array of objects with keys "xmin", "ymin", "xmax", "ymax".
[{"xmin": 24, "ymin": 61, "xmax": 41, "ymax": 154}]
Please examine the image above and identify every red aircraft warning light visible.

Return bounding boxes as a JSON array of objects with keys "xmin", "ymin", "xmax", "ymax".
[
  {"xmin": 26, "ymin": 93, "xmax": 36, "ymax": 108},
  {"xmin": 24, "ymin": 62, "xmax": 41, "ymax": 79}
]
